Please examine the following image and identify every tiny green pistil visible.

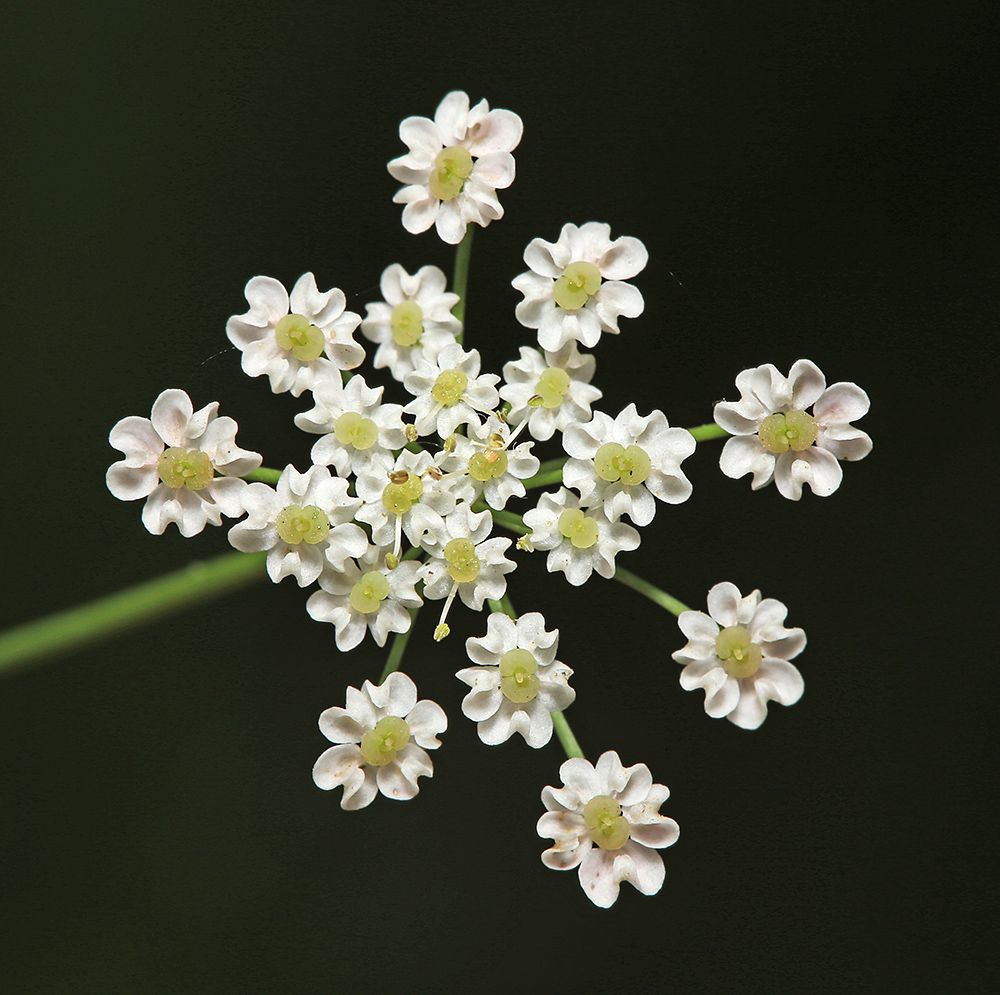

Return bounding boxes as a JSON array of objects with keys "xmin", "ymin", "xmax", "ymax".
[
  {"xmin": 444, "ymin": 537, "xmax": 481, "ymax": 583},
  {"xmin": 157, "ymin": 447, "xmax": 214, "ymax": 490},
  {"xmin": 553, "ymin": 261, "xmax": 602, "ymax": 310},
  {"xmin": 535, "ymin": 367, "xmax": 571, "ymax": 408},
  {"xmin": 593, "ymin": 443, "xmax": 651, "ymax": 485},
  {"xmin": 758, "ymin": 410, "xmax": 818, "ymax": 453},
  {"xmin": 583, "ymin": 795, "xmax": 631, "ymax": 851},
  {"xmin": 275, "ymin": 504, "xmax": 331, "ymax": 545},
  {"xmin": 274, "ymin": 313, "xmax": 326, "ymax": 362},
  {"xmin": 390, "ymin": 300, "xmax": 424, "ymax": 347},
  {"xmin": 431, "ymin": 368, "xmax": 468, "ymax": 406},
  {"xmin": 715, "ymin": 625, "xmax": 763, "ymax": 678},
  {"xmin": 468, "ymin": 448, "xmax": 508, "ymax": 481},
  {"xmin": 428, "ymin": 145, "xmax": 474, "ymax": 201},
  {"xmin": 350, "ymin": 571, "xmax": 390, "ymax": 614},
  {"xmin": 359, "ymin": 715, "xmax": 410, "ymax": 766},
  {"xmin": 334, "ymin": 412, "xmax": 379, "ymax": 450},
  {"xmin": 558, "ymin": 509, "xmax": 599, "ymax": 549},
  {"xmin": 498, "ymin": 648, "xmax": 539, "ymax": 703}
]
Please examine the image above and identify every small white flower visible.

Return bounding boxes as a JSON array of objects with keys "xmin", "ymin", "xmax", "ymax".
[
  {"xmin": 402, "ymin": 342, "xmax": 500, "ymax": 438},
  {"xmin": 499, "ymin": 342, "xmax": 603, "ymax": 442},
  {"xmin": 313, "ymin": 672, "xmax": 446, "ymax": 809},
  {"xmin": 522, "ymin": 488, "xmax": 639, "ymax": 587},
  {"xmin": 226, "ymin": 273, "xmax": 364, "ymax": 396},
  {"xmin": 306, "ymin": 545, "xmax": 422, "ymax": 652},
  {"xmin": 563, "ymin": 404, "xmax": 696, "ymax": 526},
  {"xmin": 537, "ymin": 751, "xmax": 679, "ymax": 908},
  {"xmin": 293, "ymin": 373, "xmax": 407, "ymax": 478},
  {"xmin": 360, "ymin": 263, "xmax": 462, "ymax": 381},
  {"xmin": 107, "ymin": 388, "xmax": 260, "ymax": 537},
  {"xmin": 227, "ymin": 465, "xmax": 367, "ymax": 587},
  {"xmin": 512, "ymin": 223, "xmax": 648, "ymax": 352},
  {"xmin": 672, "ymin": 582, "xmax": 806, "ymax": 730},
  {"xmin": 387, "ymin": 90, "xmax": 523, "ymax": 245},
  {"xmin": 713, "ymin": 359, "xmax": 872, "ymax": 500},
  {"xmin": 458, "ymin": 611, "xmax": 574, "ymax": 748}
]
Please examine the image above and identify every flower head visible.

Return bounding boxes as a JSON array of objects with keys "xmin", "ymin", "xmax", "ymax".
[
  {"xmin": 512, "ymin": 223, "xmax": 648, "ymax": 351},
  {"xmin": 458, "ymin": 611, "xmax": 574, "ymax": 748},
  {"xmin": 713, "ymin": 360, "xmax": 872, "ymax": 500},
  {"xmin": 313, "ymin": 672, "xmax": 446, "ymax": 809},
  {"xmin": 537, "ymin": 751, "xmax": 679, "ymax": 908},
  {"xmin": 388, "ymin": 91, "xmax": 523, "ymax": 244},
  {"xmin": 672, "ymin": 582, "xmax": 806, "ymax": 729},
  {"xmin": 106, "ymin": 388, "xmax": 260, "ymax": 536}
]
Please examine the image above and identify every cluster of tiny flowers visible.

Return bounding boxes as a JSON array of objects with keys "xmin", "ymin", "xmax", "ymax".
[{"xmin": 105, "ymin": 91, "xmax": 872, "ymax": 907}]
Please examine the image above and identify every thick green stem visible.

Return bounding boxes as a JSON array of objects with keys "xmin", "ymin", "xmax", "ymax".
[
  {"xmin": 0, "ymin": 551, "xmax": 268, "ymax": 677},
  {"xmin": 485, "ymin": 508, "xmax": 527, "ymax": 534},
  {"xmin": 522, "ymin": 457, "xmax": 566, "ymax": 490},
  {"xmin": 611, "ymin": 566, "xmax": 690, "ymax": 616},
  {"xmin": 244, "ymin": 467, "xmax": 283, "ymax": 484},
  {"xmin": 452, "ymin": 225, "xmax": 474, "ymax": 341},
  {"xmin": 687, "ymin": 423, "xmax": 729, "ymax": 442},
  {"xmin": 381, "ymin": 607, "xmax": 420, "ymax": 682}
]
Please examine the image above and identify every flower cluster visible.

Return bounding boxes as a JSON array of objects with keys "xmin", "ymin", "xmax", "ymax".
[{"xmin": 105, "ymin": 91, "xmax": 872, "ymax": 908}]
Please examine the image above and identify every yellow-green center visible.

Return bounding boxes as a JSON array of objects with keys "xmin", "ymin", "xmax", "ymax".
[
  {"xmin": 715, "ymin": 625, "xmax": 763, "ymax": 678},
  {"xmin": 359, "ymin": 715, "xmax": 410, "ymax": 767},
  {"xmin": 381, "ymin": 472, "xmax": 424, "ymax": 516},
  {"xmin": 275, "ymin": 504, "xmax": 331, "ymax": 545},
  {"xmin": 583, "ymin": 795, "xmax": 631, "ymax": 851},
  {"xmin": 444, "ymin": 537, "xmax": 481, "ymax": 583},
  {"xmin": 428, "ymin": 145, "xmax": 474, "ymax": 201},
  {"xmin": 333, "ymin": 412, "xmax": 379, "ymax": 450},
  {"xmin": 558, "ymin": 509, "xmax": 599, "ymax": 549},
  {"xmin": 535, "ymin": 367, "xmax": 571, "ymax": 409},
  {"xmin": 156, "ymin": 447, "xmax": 214, "ymax": 490},
  {"xmin": 468, "ymin": 448, "xmax": 509, "ymax": 481},
  {"xmin": 498, "ymin": 648, "xmax": 540, "ymax": 703},
  {"xmin": 274, "ymin": 313, "xmax": 326, "ymax": 362},
  {"xmin": 552, "ymin": 261, "xmax": 602, "ymax": 310},
  {"xmin": 390, "ymin": 300, "xmax": 424, "ymax": 347},
  {"xmin": 349, "ymin": 571, "xmax": 391, "ymax": 615},
  {"xmin": 593, "ymin": 443, "xmax": 652, "ymax": 485},
  {"xmin": 757, "ymin": 410, "xmax": 819, "ymax": 454},
  {"xmin": 430, "ymin": 368, "xmax": 468, "ymax": 406}
]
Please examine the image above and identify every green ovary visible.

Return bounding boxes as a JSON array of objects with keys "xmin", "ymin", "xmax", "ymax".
[
  {"xmin": 359, "ymin": 716, "xmax": 410, "ymax": 766},
  {"xmin": 350, "ymin": 571, "xmax": 391, "ymax": 614},
  {"xmin": 382, "ymin": 473, "xmax": 423, "ymax": 516},
  {"xmin": 428, "ymin": 145, "xmax": 474, "ymax": 201},
  {"xmin": 757, "ymin": 410, "xmax": 818, "ymax": 454},
  {"xmin": 583, "ymin": 795, "xmax": 631, "ymax": 851},
  {"xmin": 552, "ymin": 261, "xmax": 602, "ymax": 310},
  {"xmin": 468, "ymin": 448, "xmax": 509, "ymax": 482},
  {"xmin": 390, "ymin": 300, "xmax": 424, "ymax": 347},
  {"xmin": 333, "ymin": 412, "xmax": 379, "ymax": 450},
  {"xmin": 274, "ymin": 313, "xmax": 326, "ymax": 362},
  {"xmin": 444, "ymin": 537, "xmax": 481, "ymax": 583},
  {"xmin": 558, "ymin": 509, "xmax": 599, "ymax": 549},
  {"xmin": 535, "ymin": 367, "xmax": 571, "ymax": 408},
  {"xmin": 593, "ymin": 442, "xmax": 651, "ymax": 485},
  {"xmin": 275, "ymin": 504, "xmax": 331, "ymax": 545},
  {"xmin": 430, "ymin": 369, "xmax": 468, "ymax": 406},
  {"xmin": 715, "ymin": 625, "xmax": 763, "ymax": 678},
  {"xmin": 498, "ymin": 648, "xmax": 539, "ymax": 703},
  {"xmin": 157, "ymin": 447, "xmax": 214, "ymax": 490}
]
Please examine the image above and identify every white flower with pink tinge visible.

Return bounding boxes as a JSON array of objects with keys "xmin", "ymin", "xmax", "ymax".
[
  {"xmin": 672, "ymin": 582, "xmax": 806, "ymax": 730},
  {"xmin": 388, "ymin": 91, "xmax": 523, "ymax": 245},
  {"xmin": 537, "ymin": 751, "xmax": 679, "ymax": 908},
  {"xmin": 313, "ymin": 673, "xmax": 446, "ymax": 810},
  {"xmin": 106, "ymin": 388, "xmax": 260, "ymax": 537},
  {"xmin": 713, "ymin": 359, "xmax": 872, "ymax": 500}
]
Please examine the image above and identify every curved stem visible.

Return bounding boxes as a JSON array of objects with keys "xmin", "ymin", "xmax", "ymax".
[
  {"xmin": 452, "ymin": 225, "xmax": 474, "ymax": 341},
  {"xmin": 244, "ymin": 467, "xmax": 283, "ymax": 484},
  {"xmin": 381, "ymin": 607, "xmax": 420, "ymax": 682},
  {"xmin": 611, "ymin": 566, "xmax": 690, "ymax": 616},
  {"xmin": 0, "ymin": 551, "xmax": 268, "ymax": 678},
  {"xmin": 485, "ymin": 508, "xmax": 527, "ymax": 535},
  {"xmin": 522, "ymin": 457, "xmax": 566, "ymax": 490},
  {"xmin": 686, "ymin": 423, "xmax": 729, "ymax": 442}
]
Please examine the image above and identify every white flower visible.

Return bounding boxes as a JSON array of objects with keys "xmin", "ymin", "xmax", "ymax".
[
  {"xmin": 563, "ymin": 404, "xmax": 696, "ymax": 526},
  {"xmin": 672, "ymin": 582, "xmax": 806, "ymax": 730},
  {"xmin": 512, "ymin": 223, "xmax": 648, "ymax": 352},
  {"xmin": 293, "ymin": 373, "xmax": 407, "ymax": 478},
  {"xmin": 713, "ymin": 359, "xmax": 872, "ymax": 500},
  {"xmin": 499, "ymin": 342, "xmax": 603, "ymax": 442},
  {"xmin": 387, "ymin": 90, "xmax": 523, "ymax": 244},
  {"xmin": 107, "ymin": 388, "xmax": 260, "ymax": 537},
  {"xmin": 313, "ymin": 672, "xmax": 446, "ymax": 809},
  {"xmin": 306, "ymin": 545, "xmax": 422, "ymax": 652},
  {"xmin": 227, "ymin": 465, "xmax": 367, "ymax": 587},
  {"xmin": 226, "ymin": 273, "xmax": 364, "ymax": 396},
  {"xmin": 537, "ymin": 751, "xmax": 679, "ymax": 908},
  {"xmin": 458, "ymin": 611, "xmax": 574, "ymax": 748},
  {"xmin": 402, "ymin": 342, "xmax": 500, "ymax": 438},
  {"xmin": 522, "ymin": 488, "xmax": 639, "ymax": 587},
  {"xmin": 360, "ymin": 264, "xmax": 462, "ymax": 381}
]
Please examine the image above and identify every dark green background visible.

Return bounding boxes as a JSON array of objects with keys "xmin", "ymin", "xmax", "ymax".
[{"xmin": 2, "ymin": 2, "xmax": 992, "ymax": 992}]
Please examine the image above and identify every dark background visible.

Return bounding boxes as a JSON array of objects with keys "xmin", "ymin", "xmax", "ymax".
[{"xmin": 2, "ymin": 2, "xmax": 993, "ymax": 992}]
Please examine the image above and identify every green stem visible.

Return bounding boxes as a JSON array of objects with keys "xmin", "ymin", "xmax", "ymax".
[
  {"xmin": 522, "ymin": 457, "xmax": 566, "ymax": 490},
  {"xmin": 0, "ymin": 551, "xmax": 268, "ymax": 678},
  {"xmin": 244, "ymin": 467, "xmax": 283, "ymax": 484},
  {"xmin": 686, "ymin": 423, "xmax": 729, "ymax": 442},
  {"xmin": 381, "ymin": 607, "xmax": 420, "ymax": 682},
  {"xmin": 452, "ymin": 225, "xmax": 474, "ymax": 341},
  {"xmin": 611, "ymin": 566, "xmax": 690, "ymax": 616},
  {"xmin": 485, "ymin": 509, "xmax": 526, "ymax": 534}
]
